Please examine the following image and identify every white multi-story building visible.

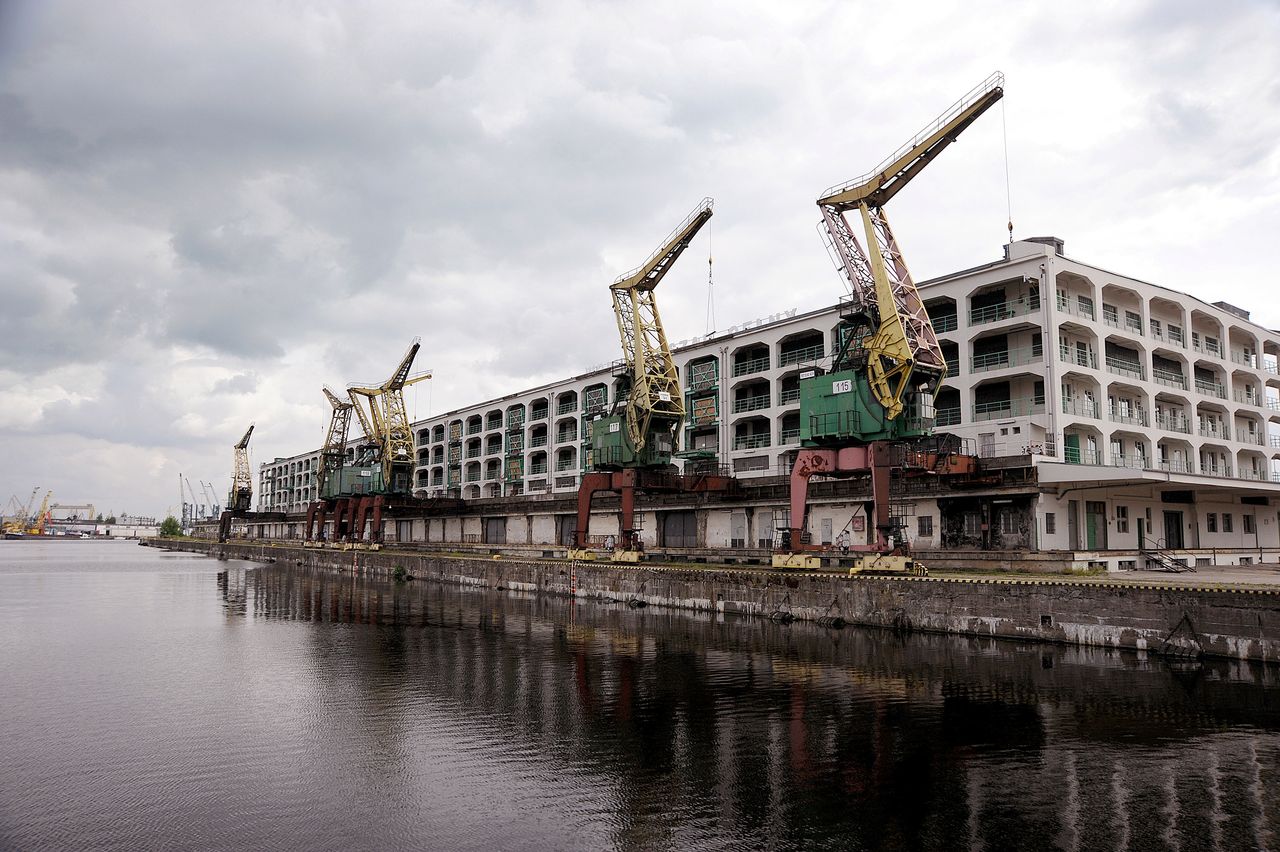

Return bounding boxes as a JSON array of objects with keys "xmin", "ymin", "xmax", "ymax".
[{"xmin": 255, "ymin": 237, "xmax": 1280, "ymax": 566}]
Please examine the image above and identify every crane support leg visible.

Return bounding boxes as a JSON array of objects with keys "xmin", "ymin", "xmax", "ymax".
[
  {"xmin": 370, "ymin": 496, "xmax": 385, "ymax": 545},
  {"xmin": 778, "ymin": 442, "xmax": 896, "ymax": 568},
  {"xmin": 333, "ymin": 499, "xmax": 349, "ymax": 543},
  {"xmin": 305, "ymin": 503, "xmax": 319, "ymax": 542},
  {"xmin": 314, "ymin": 504, "xmax": 328, "ymax": 542},
  {"xmin": 573, "ymin": 471, "xmax": 618, "ymax": 553},
  {"xmin": 351, "ymin": 497, "xmax": 371, "ymax": 544}
]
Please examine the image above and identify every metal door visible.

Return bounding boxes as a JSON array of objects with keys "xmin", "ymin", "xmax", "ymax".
[
  {"xmin": 1163, "ymin": 511, "xmax": 1184, "ymax": 549},
  {"xmin": 555, "ymin": 515, "xmax": 576, "ymax": 547},
  {"xmin": 1064, "ymin": 433, "xmax": 1081, "ymax": 463},
  {"xmin": 661, "ymin": 511, "xmax": 698, "ymax": 548},
  {"xmin": 483, "ymin": 517, "xmax": 506, "ymax": 544},
  {"xmin": 820, "ymin": 517, "xmax": 833, "ymax": 545}
]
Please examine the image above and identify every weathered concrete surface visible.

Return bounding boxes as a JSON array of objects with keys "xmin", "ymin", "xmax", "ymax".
[{"xmin": 149, "ymin": 538, "xmax": 1280, "ymax": 663}]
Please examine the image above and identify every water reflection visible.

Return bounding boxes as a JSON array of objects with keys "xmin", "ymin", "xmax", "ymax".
[{"xmin": 224, "ymin": 564, "xmax": 1280, "ymax": 851}]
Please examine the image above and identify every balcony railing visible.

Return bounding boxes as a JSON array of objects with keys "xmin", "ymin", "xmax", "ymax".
[
  {"xmin": 968, "ymin": 296, "xmax": 1040, "ymax": 326},
  {"xmin": 465, "ymin": 449, "xmax": 481, "ymax": 459},
  {"xmin": 1062, "ymin": 448, "xmax": 1102, "ymax": 465},
  {"xmin": 779, "ymin": 343, "xmax": 824, "ymax": 367},
  {"xmin": 555, "ymin": 432, "xmax": 577, "ymax": 444},
  {"xmin": 1231, "ymin": 350, "xmax": 1255, "ymax": 367},
  {"xmin": 779, "ymin": 429, "xmax": 800, "ymax": 445},
  {"xmin": 555, "ymin": 460, "xmax": 577, "ymax": 472},
  {"xmin": 528, "ymin": 463, "xmax": 547, "ymax": 475},
  {"xmin": 944, "ymin": 357, "xmax": 959, "ymax": 375},
  {"xmin": 1271, "ymin": 436, "xmax": 1280, "ymax": 449},
  {"xmin": 1233, "ymin": 389, "xmax": 1260, "ymax": 406},
  {"xmin": 733, "ymin": 395, "xmax": 770, "ymax": 413},
  {"xmin": 1154, "ymin": 413, "xmax": 1191, "ymax": 434},
  {"xmin": 1109, "ymin": 453, "xmax": 1150, "ymax": 469},
  {"xmin": 732, "ymin": 355, "xmax": 770, "ymax": 377},
  {"xmin": 935, "ymin": 407, "xmax": 961, "ymax": 427},
  {"xmin": 733, "ymin": 434, "xmax": 770, "ymax": 450},
  {"xmin": 1108, "ymin": 407, "xmax": 1148, "ymax": 427},
  {"xmin": 972, "ymin": 397, "xmax": 1046, "ymax": 421},
  {"xmin": 556, "ymin": 401, "xmax": 578, "ymax": 415},
  {"xmin": 1199, "ymin": 462, "xmax": 1233, "ymax": 478},
  {"xmin": 1058, "ymin": 344, "xmax": 1098, "ymax": 369},
  {"xmin": 1194, "ymin": 379, "xmax": 1226, "ymax": 399},
  {"xmin": 466, "ymin": 424, "xmax": 482, "ymax": 435},
  {"xmin": 1192, "ymin": 339, "xmax": 1223, "ymax": 358},
  {"xmin": 1152, "ymin": 367, "xmax": 1187, "ymax": 389},
  {"xmin": 1055, "ymin": 294, "xmax": 1095, "ymax": 320},
  {"xmin": 778, "ymin": 387, "xmax": 800, "ymax": 405},
  {"xmin": 1236, "ymin": 429, "xmax": 1264, "ymax": 446},
  {"xmin": 529, "ymin": 435, "xmax": 548, "ymax": 448},
  {"xmin": 1062, "ymin": 398, "xmax": 1100, "ymax": 418},
  {"xmin": 970, "ymin": 347, "xmax": 1040, "ymax": 373},
  {"xmin": 529, "ymin": 407, "xmax": 549, "ymax": 421},
  {"xmin": 1158, "ymin": 459, "xmax": 1194, "ymax": 474},
  {"xmin": 931, "ymin": 314, "xmax": 958, "ymax": 333},
  {"xmin": 1198, "ymin": 423, "xmax": 1227, "ymax": 439},
  {"xmin": 1104, "ymin": 356, "xmax": 1145, "ymax": 380}
]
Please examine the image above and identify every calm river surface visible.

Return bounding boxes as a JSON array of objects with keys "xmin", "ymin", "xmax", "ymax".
[{"xmin": 1, "ymin": 540, "xmax": 1279, "ymax": 851}]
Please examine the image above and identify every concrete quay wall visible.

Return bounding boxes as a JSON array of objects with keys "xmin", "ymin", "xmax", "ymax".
[{"xmin": 151, "ymin": 539, "xmax": 1280, "ymax": 664}]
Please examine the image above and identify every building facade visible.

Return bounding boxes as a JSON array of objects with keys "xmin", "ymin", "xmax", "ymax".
[{"xmin": 254, "ymin": 238, "xmax": 1280, "ymax": 566}]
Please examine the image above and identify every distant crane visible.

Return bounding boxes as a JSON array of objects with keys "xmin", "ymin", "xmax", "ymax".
[
  {"xmin": 776, "ymin": 72, "xmax": 1002, "ymax": 570},
  {"xmin": 304, "ymin": 386, "xmax": 356, "ymax": 543},
  {"xmin": 200, "ymin": 481, "xmax": 221, "ymax": 516},
  {"xmin": 572, "ymin": 198, "xmax": 735, "ymax": 560},
  {"xmin": 218, "ymin": 424, "xmax": 255, "ymax": 542}
]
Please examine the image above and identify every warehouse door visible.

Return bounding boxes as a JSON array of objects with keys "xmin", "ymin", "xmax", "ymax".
[
  {"xmin": 483, "ymin": 517, "xmax": 507, "ymax": 544},
  {"xmin": 555, "ymin": 515, "xmax": 577, "ymax": 547},
  {"xmin": 730, "ymin": 513, "xmax": 746, "ymax": 548},
  {"xmin": 661, "ymin": 511, "xmax": 698, "ymax": 548}
]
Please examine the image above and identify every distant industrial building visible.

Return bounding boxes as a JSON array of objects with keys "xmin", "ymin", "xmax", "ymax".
[{"xmin": 254, "ymin": 238, "xmax": 1280, "ymax": 567}]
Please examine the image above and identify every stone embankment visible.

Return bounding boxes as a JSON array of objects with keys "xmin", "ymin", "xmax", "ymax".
[{"xmin": 149, "ymin": 538, "xmax": 1280, "ymax": 663}]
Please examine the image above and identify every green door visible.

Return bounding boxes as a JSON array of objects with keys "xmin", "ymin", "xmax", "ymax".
[
  {"xmin": 1085, "ymin": 501, "xmax": 1107, "ymax": 549},
  {"xmin": 1064, "ymin": 433, "xmax": 1081, "ymax": 463}
]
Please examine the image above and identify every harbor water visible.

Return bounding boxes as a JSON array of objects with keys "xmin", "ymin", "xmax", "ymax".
[{"xmin": 1, "ymin": 540, "xmax": 1278, "ymax": 851}]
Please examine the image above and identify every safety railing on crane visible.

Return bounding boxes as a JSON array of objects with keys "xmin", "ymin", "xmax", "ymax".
[
  {"xmin": 613, "ymin": 197, "xmax": 714, "ymax": 285},
  {"xmin": 819, "ymin": 71, "xmax": 1005, "ymax": 201}
]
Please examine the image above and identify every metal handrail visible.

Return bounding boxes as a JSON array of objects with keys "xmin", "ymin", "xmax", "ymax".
[
  {"xmin": 820, "ymin": 72, "xmax": 1004, "ymax": 199},
  {"xmin": 614, "ymin": 197, "xmax": 714, "ymax": 285}
]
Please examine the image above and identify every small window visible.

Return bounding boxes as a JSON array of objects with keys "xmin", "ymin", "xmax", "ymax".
[
  {"xmin": 1244, "ymin": 514, "xmax": 1256, "ymax": 534},
  {"xmin": 917, "ymin": 516, "xmax": 933, "ymax": 537},
  {"xmin": 1207, "ymin": 512, "xmax": 1218, "ymax": 533},
  {"xmin": 1116, "ymin": 506, "xmax": 1129, "ymax": 534},
  {"xmin": 1012, "ymin": 426, "xmax": 1021, "ymax": 434},
  {"xmin": 963, "ymin": 514, "xmax": 982, "ymax": 536},
  {"xmin": 1000, "ymin": 513, "xmax": 1020, "ymax": 535},
  {"xmin": 1223, "ymin": 513, "xmax": 1233, "ymax": 533},
  {"xmin": 1045, "ymin": 512, "xmax": 1056, "ymax": 535}
]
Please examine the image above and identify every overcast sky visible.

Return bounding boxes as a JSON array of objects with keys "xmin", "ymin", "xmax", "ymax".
[{"xmin": 2, "ymin": 0, "xmax": 1279, "ymax": 518}]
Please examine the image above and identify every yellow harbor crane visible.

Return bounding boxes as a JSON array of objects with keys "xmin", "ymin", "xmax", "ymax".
[
  {"xmin": 347, "ymin": 339, "xmax": 431, "ymax": 496},
  {"xmin": 303, "ymin": 387, "xmax": 357, "ymax": 543},
  {"xmin": 777, "ymin": 71, "xmax": 1004, "ymax": 570},
  {"xmin": 573, "ymin": 198, "xmax": 734, "ymax": 559}
]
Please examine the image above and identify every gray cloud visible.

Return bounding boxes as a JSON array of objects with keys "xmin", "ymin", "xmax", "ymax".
[{"xmin": 1, "ymin": 0, "xmax": 1278, "ymax": 514}]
